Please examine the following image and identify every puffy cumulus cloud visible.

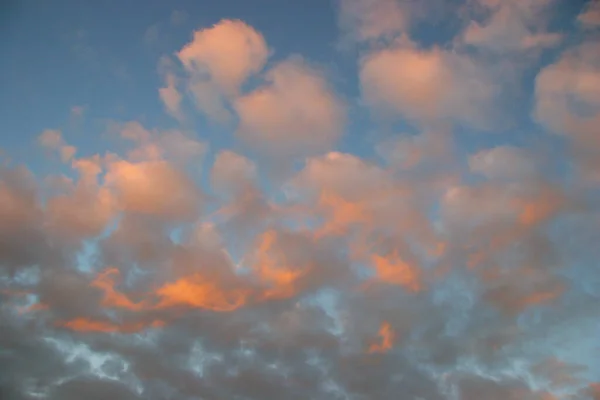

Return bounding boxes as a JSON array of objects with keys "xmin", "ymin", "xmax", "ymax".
[
  {"xmin": 288, "ymin": 151, "xmax": 393, "ymax": 200},
  {"xmin": 460, "ymin": 0, "xmax": 562, "ymax": 54},
  {"xmin": 4, "ymin": 10, "xmax": 600, "ymax": 400},
  {"xmin": 178, "ymin": 19, "xmax": 268, "ymax": 96},
  {"xmin": 534, "ymin": 38, "xmax": 600, "ymax": 181},
  {"xmin": 376, "ymin": 130, "xmax": 453, "ymax": 171},
  {"xmin": 177, "ymin": 19, "xmax": 268, "ymax": 121},
  {"xmin": 360, "ymin": 41, "xmax": 498, "ymax": 128},
  {"xmin": 235, "ymin": 58, "xmax": 346, "ymax": 157}
]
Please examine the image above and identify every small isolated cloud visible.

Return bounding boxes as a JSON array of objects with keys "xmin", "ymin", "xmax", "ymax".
[{"xmin": 70, "ymin": 105, "xmax": 86, "ymax": 119}]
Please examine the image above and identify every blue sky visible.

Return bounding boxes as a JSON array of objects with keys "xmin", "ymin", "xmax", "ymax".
[{"xmin": 1, "ymin": 1, "xmax": 600, "ymax": 399}]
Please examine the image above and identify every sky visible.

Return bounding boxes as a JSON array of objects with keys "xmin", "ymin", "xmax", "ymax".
[{"xmin": 1, "ymin": 0, "xmax": 600, "ymax": 399}]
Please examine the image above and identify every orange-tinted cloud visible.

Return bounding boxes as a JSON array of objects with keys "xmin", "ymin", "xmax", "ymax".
[
  {"xmin": 155, "ymin": 274, "xmax": 249, "ymax": 312},
  {"xmin": 61, "ymin": 317, "xmax": 164, "ymax": 333},
  {"xmin": 481, "ymin": 266, "xmax": 565, "ymax": 315},
  {"xmin": 316, "ymin": 190, "xmax": 372, "ymax": 238},
  {"xmin": 368, "ymin": 321, "xmax": 395, "ymax": 353},
  {"xmin": 235, "ymin": 58, "xmax": 346, "ymax": 157},
  {"xmin": 252, "ymin": 230, "xmax": 305, "ymax": 301},
  {"xmin": 91, "ymin": 268, "xmax": 146, "ymax": 311},
  {"xmin": 370, "ymin": 251, "xmax": 421, "ymax": 292}
]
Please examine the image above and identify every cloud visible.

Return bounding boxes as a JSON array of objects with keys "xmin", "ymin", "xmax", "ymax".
[
  {"xmin": 367, "ymin": 321, "xmax": 395, "ymax": 353},
  {"xmin": 469, "ymin": 145, "xmax": 538, "ymax": 180},
  {"xmin": 460, "ymin": 0, "xmax": 562, "ymax": 54},
  {"xmin": 235, "ymin": 58, "xmax": 346, "ymax": 157},
  {"xmin": 38, "ymin": 129, "xmax": 77, "ymax": 162},
  {"xmin": 376, "ymin": 130, "xmax": 453, "ymax": 170},
  {"xmin": 458, "ymin": 375, "xmax": 556, "ymax": 400},
  {"xmin": 118, "ymin": 121, "xmax": 207, "ymax": 164},
  {"xmin": 0, "ymin": 165, "xmax": 54, "ymax": 273},
  {"xmin": 578, "ymin": 1, "xmax": 600, "ymax": 29},
  {"xmin": 44, "ymin": 164, "xmax": 115, "ymax": 240},
  {"xmin": 158, "ymin": 72, "xmax": 184, "ymax": 122},
  {"xmin": 360, "ymin": 41, "xmax": 498, "ymax": 128},
  {"xmin": 178, "ymin": 19, "xmax": 268, "ymax": 92},
  {"xmin": 210, "ymin": 150, "xmax": 257, "ymax": 196},
  {"xmin": 170, "ymin": 10, "xmax": 187, "ymax": 26},
  {"xmin": 4, "ymin": 8, "xmax": 600, "ymax": 400},
  {"xmin": 534, "ymin": 38, "xmax": 600, "ymax": 181},
  {"xmin": 177, "ymin": 19, "xmax": 268, "ymax": 121},
  {"xmin": 104, "ymin": 158, "xmax": 201, "ymax": 220},
  {"xmin": 337, "ymin": 0, "xmax": 406, "ymax": 43}
]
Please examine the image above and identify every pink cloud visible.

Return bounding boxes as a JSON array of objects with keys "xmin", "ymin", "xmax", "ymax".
[
  {"xmin": 461, "ymin": 0, "xmax": 561, "ymax": 53},
  {"xmin": 469, "ymin": 146, "xmax": 538, "ymax": 180},
  {"xmin": 104, "ymin": 159, "xmax": 201, "ymax": 220},
  {"xmin": 38, "ymin": 130, "xmax": 76, "ymax": 162},
  {"xmin": 578, "ymin": 1, "xmax": 600, "ymax": 28},
  {"xmin": 234, "ymin": 58, "xmax": 346, "ymax": 157},
  {"xmin": 178, "ymin": 19, "xmax": 268, "ymax": 95},
  {"xmin": 534, "ymin": 39, "xmax": 600, "ymax": 181},
  {"xmin": 337, "ymin": 0, "xmax": 406, "ymax": 43},
  {"xmin": 158, "ymin": 73, "xmax": 184, "ymax": 122},
  {"xmin": 177, "ymin": 19, "xmax": 268, "ymax": 121},
  {"xmin": 210, "ymin": 150, "xmax": 257, "ymax": 196},
  {"xmin": 119, "ymin": 121, "xmax": 207, "ymax": 164},
  {"xmin": 360, "ymin": 41, "xmax": 498, "ymax": 128}
]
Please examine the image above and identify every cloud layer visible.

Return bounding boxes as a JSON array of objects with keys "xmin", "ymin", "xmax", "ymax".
[{"xmin": 2, "ymin": 1, "xmax": 600, "ymax": 400}]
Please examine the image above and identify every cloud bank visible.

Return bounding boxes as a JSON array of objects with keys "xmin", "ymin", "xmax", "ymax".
[{"xmin": 2, "ymin": 1, "xmax": 600, "ymax": 400}]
